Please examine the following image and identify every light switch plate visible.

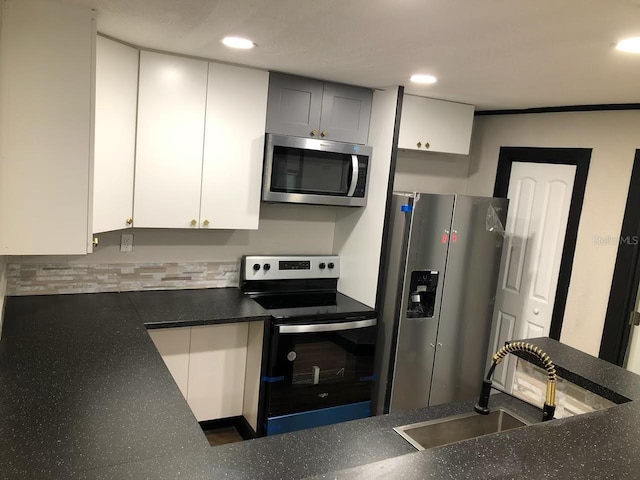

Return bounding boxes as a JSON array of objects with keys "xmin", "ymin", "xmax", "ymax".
[{"xmin": 120, "ymin": 233, "xmax": 134, "ymax": 253}]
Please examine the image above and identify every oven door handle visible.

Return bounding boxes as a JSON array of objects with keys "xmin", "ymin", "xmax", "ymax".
[
  {"xmin": 346, "ymin": 155, "xmax": 359, "ymax": 197},
  {"xmin": 277, "ymin": 318, "xmax": 376, "ymax": 334}
]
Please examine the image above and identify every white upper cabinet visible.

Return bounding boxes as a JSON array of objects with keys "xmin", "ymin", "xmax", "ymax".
[
  {"xmin": 134, "ymin": 51, "xmax": 208, "ymax": 228},
  {"xmin": 93, "ymin": 36, "xmax": 139, "ymax": 233},
  {"xmin": 200, "ymin": 64, "xmax": 269, "ymax": 230},
  {"xmin": 0, "ymin": 0, "xmax": 96, "ymax": 254},
  {"xmin": 398, "ymin": 95, "xmax": 475, "ymax": 155}
]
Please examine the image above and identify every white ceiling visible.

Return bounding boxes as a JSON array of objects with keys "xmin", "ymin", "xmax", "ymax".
[{"xmin": 65, "ymin": 0, "xmax": 640, "ymax": 110}]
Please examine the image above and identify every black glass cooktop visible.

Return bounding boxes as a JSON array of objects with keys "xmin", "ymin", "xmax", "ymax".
[{"xmin": 252, "ymin": 292, "xmax": 375, "ymax": 320}]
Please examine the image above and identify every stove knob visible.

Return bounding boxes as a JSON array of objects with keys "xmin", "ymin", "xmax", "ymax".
[
  {"xmin": 252, "ymin": 263, "xmax": 260, "ymax": 271},
  {"xmin": 328, "ymin": 262, "xmax": 335, "ymax": 269},
  {"xmin": 319, "ymin": 263, "xmax": 326, "ymax": 269},
  {"xmin": 263, "ymin": 263, "xmax": 271, "ymax": 271}
]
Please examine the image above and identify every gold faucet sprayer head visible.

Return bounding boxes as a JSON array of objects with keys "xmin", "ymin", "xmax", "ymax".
[{"xmin": 492, "ymin": 341, "xmax": 557, "ymax": 409}]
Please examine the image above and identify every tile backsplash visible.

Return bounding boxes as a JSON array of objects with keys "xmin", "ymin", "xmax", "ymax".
[{"xmin": 6, "ymin": 262, "xmax": 239, "ymax": 296}]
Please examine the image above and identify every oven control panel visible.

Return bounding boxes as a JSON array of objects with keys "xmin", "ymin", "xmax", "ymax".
[{"xmin": 242, "ymin": 255, "xmax": 340, "ymax": 280}]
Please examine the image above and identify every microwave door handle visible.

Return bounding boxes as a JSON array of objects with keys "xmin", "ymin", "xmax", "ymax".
[{"xmin": 347, "ymin": 155, "xmax": 359, "ymax": 197}]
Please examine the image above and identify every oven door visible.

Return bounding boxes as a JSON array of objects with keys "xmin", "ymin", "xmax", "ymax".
[
  {"xmin": 263, "ymin": 134, "xmax": 371, "ymax": 207},
  {"xmin": 264, "ymin": 317, "xmax": 376, "ymax": 435}
]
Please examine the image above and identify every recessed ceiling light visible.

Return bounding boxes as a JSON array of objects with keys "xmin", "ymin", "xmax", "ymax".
[
  {"xmin": 615, "ymin": 37, "xmax": 640, "ymax": 53},
  {"xmin": 410, "ymin": 74, "xmax": 438, "ymax": 84},
  {"xmin": 222, "ymin": 36, "xmax": 255, "ymax": 49}
]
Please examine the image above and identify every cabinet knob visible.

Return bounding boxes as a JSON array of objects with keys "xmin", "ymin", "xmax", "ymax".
[
  {"xmin": 310, "ymin": 129, "xmax": 318, "ymax": 137},
  {"xmin": 321, "ymin": 130, "xmax": 328, "ymax": 138},
  {"xmin": 416, "ymin": 141, "xmax": 422, "ymax": 148},
  {"xmin": 190, "ymin": 219, "xmax": 197, "ymax": 226},
  {"xmin": 202, "ymin": 219, "xmax": 210, "ymax": 226},
  {"xmin": 125, "ymin": 218, "xmax": 133, "ymax": 226},
  {"xmin": 425, "ymin": 142, "xmax": 430, "ymax": 149}
]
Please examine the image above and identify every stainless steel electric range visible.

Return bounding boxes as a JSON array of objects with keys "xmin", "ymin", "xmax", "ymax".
[{"xmin": 240, "ymin": 255, "xmax": 377, "ymax": 436}]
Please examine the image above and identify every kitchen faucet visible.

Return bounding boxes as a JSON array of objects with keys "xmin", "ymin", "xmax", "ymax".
[{"xmin": 474, "ymin": 342, "xmax": 557, "ymax": 422}]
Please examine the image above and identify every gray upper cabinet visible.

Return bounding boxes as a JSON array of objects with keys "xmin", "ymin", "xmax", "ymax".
[
  {"xmin": 266, "ymin": 73, "xmax": 323, "ymax": 139},
  {"xmin": 319, "ymin": 82, "xmax": 372, "ymax": 144},
  {"xmin": 266, "ymin": 72, "xmax": 373, "ymax": 145}
]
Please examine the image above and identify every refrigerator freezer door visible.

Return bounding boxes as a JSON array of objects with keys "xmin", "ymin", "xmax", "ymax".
[
  {"xmin": 429, "ymin": 196, "xmax": 508, "ymax": 406},
  {"xmin": 389, "ymin": 193, "xmax": 455, "ymax": 412}
]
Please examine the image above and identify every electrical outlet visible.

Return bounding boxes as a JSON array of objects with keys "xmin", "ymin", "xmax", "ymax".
[{"xmin": 120, "ymin": 233, "xmax": 134, "ymax": 253}]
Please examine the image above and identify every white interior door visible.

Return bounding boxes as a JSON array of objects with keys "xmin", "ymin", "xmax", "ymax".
[
  {"xmin": 625, "ymin": 284, "xmax": 640, "ymax": 374},
  {"xmin": 488, "ymin": 162, "xmax": 576, "ymax": 392}
]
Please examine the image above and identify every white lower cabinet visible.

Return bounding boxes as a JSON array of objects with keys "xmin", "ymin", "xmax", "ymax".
[
  {"xmin": 148, "ymin": 327, "xmax": 191, "ymax": 399},
  {"xmin": 188, "ymin": 323, "xmax": 249, "ymax": 421},
  {"xmin": 148, "ymin": 322, "xmax": 264, "ymax": 429}
]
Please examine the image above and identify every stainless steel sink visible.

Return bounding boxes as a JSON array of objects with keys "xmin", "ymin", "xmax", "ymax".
[{"xmin": 394, "ymin": 408, "xmax": 530, "ymax": 451}]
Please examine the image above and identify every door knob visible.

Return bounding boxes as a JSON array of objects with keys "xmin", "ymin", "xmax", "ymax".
[
  {"xmin": 321, "ymin": 130, "xmax": 328, "ymax": 137},
  {"xmin": 424, "ymin": 142, "xmax": 430, "ymax": 149},
  {"xmin": 533, "ymin": 308, "xmax": 540, "ymax": 315},
  {"xmin": 190, "ymin": 219, "xmax": 197, "ymax": 226},
  {"xmin": 125, "ymin": 218, "xmax": 133, "ymax": 226},
  {"xmin": 417, "ymin": 141, "xmax": 422, "ymax": 148},
  {"xmin": 310, "ymin": 129, "xmax": 318, "ymax": 137},
  {"xmin": 202, "ymin": 219, "xmax": 210, "ymax": 227}
]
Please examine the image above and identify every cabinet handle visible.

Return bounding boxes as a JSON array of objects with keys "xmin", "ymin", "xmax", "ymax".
[
  {"xmin": 125, "ymin": 218, "xmax": 133, "ymax": 226},
  {"xmin": 190, "ymin": 219, "xmax": 197, "ymax": 226},
  {"xmin": 202, "ymin": 219, "xmax": 210, "ymax": 227},
  {"xmin": 416, "ymin": 141, "xmax": 422, "ymax": 148},
  {"xmin": 321, "ymin": 130, "xmax": 328, "ymax": 138},
  {"xmin": 310, "ymin": 129, "xmax": 318, "ymax": 137}
]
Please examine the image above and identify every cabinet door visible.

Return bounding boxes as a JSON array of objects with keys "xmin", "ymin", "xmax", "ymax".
[
  {"xmin": 148, "ymin": 327, "xmax": 191, "ymax": 400},
  {"xmin": 266, "ymin": 73, "xmax": 323, "ymax": 138},
  {"xmin": 188, "ymin": 324, "xmax": 249, "ymax": 422},
  {"xmin": 134, "ymin": 51, "xmax": 207, "ymax": 228},
  {"xmin": 200, "ymin": 64, "xmax": 268, "ymax": 230},
  {"xmin": 0, "ymin": 0, "xmax": 95, "ymax": 254},
  {"xmin": 319, "ymin": 83, "xmax": 372, "ymax": 144},
  {"xmin": 93, "ymin": 36, "xmax": 138, "ymax": 233},
  {"xmin": 398, "ymin": 95, "xmax": 475, "ymax": 155}
]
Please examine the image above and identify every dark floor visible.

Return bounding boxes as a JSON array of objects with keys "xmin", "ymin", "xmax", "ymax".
[{"xmin": 204, "ymin": 426, "xmax": 245, "ymax": 447}]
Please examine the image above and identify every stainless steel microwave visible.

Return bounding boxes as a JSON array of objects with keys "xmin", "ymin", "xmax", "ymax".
[{"xmin": 262, "ymin": 134, "xmax": 372, "ymax": 207}]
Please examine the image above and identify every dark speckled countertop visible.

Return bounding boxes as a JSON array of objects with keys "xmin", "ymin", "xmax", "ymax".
[
  {"xmin": 127, "ymin": 287, "xmax": 272, "ymax": 329},
  {"xmin": 2, "ymin": 290, "xmax": 640, "ymax": 479}
]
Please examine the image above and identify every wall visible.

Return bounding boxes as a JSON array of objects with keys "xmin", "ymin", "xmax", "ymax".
[
  {"xmin": 15, "ymin": 204, "xmax": 336, "ymax": 265},
  {"xmin": 7, "ymin": 204, "xmax": 337, "ymax": 294},
  {"xmin": 333, "ymin": 88, "xmax": 399, "ymax": 308},
  {"xmin": 393, "ymin": 149, "xmax": 470, "ymax": 194},
  {"xmin": 467, "ymin": 110, "xmax": 640, "ymax": 356}
]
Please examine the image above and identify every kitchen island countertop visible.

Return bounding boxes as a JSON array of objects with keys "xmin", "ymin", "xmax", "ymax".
[{"xmin": 1, "ymin": 290, "xmax": 640, "ymax": 479}]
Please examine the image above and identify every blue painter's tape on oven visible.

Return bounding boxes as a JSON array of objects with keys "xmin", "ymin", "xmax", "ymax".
[
  {"xmin": 261, "ymin": 375, "xmax": 285, "ymax": 383},
  {"xmin": 265, "ymin": 401, "xmax": 371, "ymax": 436},
  {"xmin": 359, "ymin": 375, "xmax": 375, "ymax": 382},
  {"xmin": 401, "ymin": 204, "xmax": 413, "ymax": 212}
]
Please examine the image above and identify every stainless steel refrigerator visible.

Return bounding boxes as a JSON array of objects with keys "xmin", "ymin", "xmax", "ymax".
[{"xmin": 374, "ymin": 192, "xmax": 509, "ymax": 414}]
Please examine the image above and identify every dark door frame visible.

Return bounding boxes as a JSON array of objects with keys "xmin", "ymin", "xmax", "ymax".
[
  {"xmin": 493, "ymin": 147, "xmax": 592, "ymax": 340},
  {"xmin": 599, "ymin": 150, "xmax": 640, "ymax": 366}
]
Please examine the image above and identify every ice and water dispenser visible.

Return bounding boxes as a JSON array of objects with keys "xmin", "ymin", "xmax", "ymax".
[{"xmin": 407, "ymin": 271, "xmax": 439, "ymax": 318}]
